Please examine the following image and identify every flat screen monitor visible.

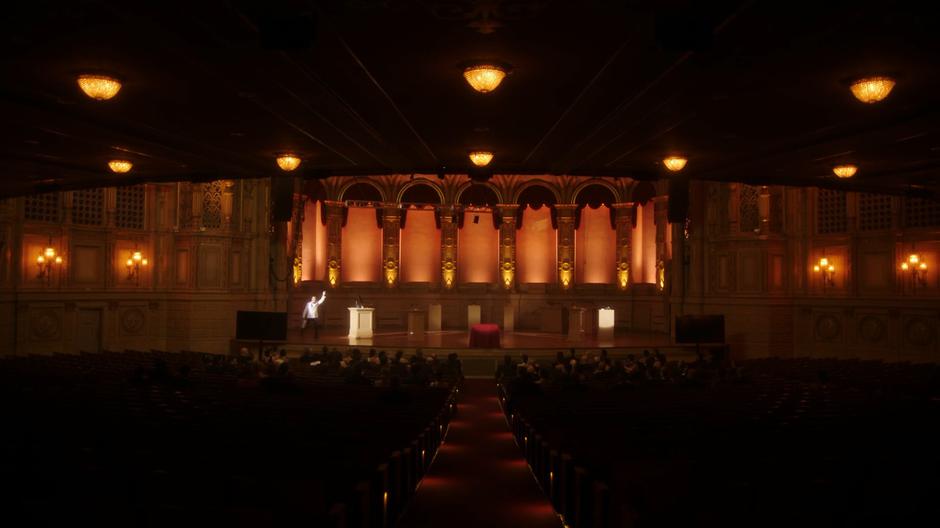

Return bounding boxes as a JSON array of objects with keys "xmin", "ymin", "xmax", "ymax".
[
  {"xmin": 235, "ymin": 311, "xmax": 288, "ymax": 341},
  {"xmin": 675, "ymin": 314, "xmax": 725, "ymax": 344}
]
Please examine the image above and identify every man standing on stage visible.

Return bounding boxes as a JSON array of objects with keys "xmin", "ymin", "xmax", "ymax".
[{"xmin": 302, "ymin": 291, "xmax": 327, "ymax": 339}]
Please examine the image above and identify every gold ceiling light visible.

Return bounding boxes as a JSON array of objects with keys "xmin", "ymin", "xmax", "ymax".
[
  {"xmin": 662, "ymin": 156, "xmax": 688, "ymax": 172},
  {"xmin": 832, "ymin": 164, "xmax": 858, "ymax": 178},
  {"xmin": 77, "ymin": 74, "xmax": 122, "ymax": 101},
  {"xmin": 463, "ymin": 64, "xmax": 507, "ymax": 93},
  {"xmin": 850, "ymin": 76, "xmax": 896, "ymax": 104},
  {"xmin": 469, "ymin": 150, "xmax": 494, "ymax": 167},
  {"xmin": 276, "ymin": 153, "xmax": 302, "ymax": 172},
  {"xmin": 108, "ymin": 159, "xmax": 133, "ymax": 173}
]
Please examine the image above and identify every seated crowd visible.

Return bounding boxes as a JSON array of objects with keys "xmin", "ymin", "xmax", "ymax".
[
  {"xmin": 2, "ymin": 349, "xmax": 456, "ymax": 527},
  {"xmin": 496, "ymin": 347, "xmax": 736, "ymax": 389},
  {"xmin": 502, "ymin": 355, "xmax": 939, "ymax": 527}
]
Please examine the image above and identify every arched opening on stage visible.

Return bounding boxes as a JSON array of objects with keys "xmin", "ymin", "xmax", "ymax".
[
  {"xmin": 399, "ymin": 182, "xmax": 442, "ymax": 284},
  {"xmin": 341, "ymin": 182, "xmax": 383, "ymax": 283},
  {"xmin": 574, "ymin": 183, "xmax": 617, "ymax": 285},
  {"xmin": 516, "ymin": 184, "xmax": 557, "ymax": 284},
  {"xmin": 457, "ymin": 183, "xmax": 499, "ymax": 284},
  {"xmin": 300, "ymin": 181, "xmax": 328, "ymax": 281},
  {"xmin": 631, "ymin": 181, "xmax": 658, "ymax": 284}
]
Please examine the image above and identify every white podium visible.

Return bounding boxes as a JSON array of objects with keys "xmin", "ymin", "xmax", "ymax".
[
  {"xmin": 348, "ymin": 307, "xmax": 374, "ymax": 339},
  {"xmin": 598, "ymin": 307, "xmax": 615, "ymax": 342}
]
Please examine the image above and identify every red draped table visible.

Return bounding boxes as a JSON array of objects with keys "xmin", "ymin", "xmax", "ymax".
[{"xmin": 469, "ymin": 323, "xmax": 501, "ymax": 348}]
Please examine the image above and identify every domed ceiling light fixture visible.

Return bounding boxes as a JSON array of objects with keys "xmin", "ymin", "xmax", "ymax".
[
  {"xmin": 850, "ymin": 76, "xmax": 895, "ymax": 103},
  {"xmin": 77, "ymin": 74, "xmax": 122, "ymax": 100},
  {"xmin": 832, "ymin": 164, "xmax": 858, "ymax": 178},
  {"xmin": 463, "ymin": 63, "xmax": 509, "ymax": 93},
  {"xmin": 276, "ymin": 153, "xmax": 302, "ymax": 172},
  {"xmin": 108, "ymin": 159, "xmax": 133, "ymax": 173},
  {"xmin": 469, "ymin": 150, "xmax": 494, "ymax": 167},
  {"xmin": 662, "ymin": 156, "xmax": 688, "ymax": 172}
]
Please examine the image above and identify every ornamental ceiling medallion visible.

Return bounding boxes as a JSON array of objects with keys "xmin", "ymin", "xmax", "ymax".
[{"xmin": 423, "ymin": 0, "xmax": 549, "ymax": 34}]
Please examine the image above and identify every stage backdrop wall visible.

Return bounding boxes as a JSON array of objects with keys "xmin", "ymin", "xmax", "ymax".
[
  {"xmin": 458, "ymin": 210, "xmax": 498, "ymax": 284},
  {"xmin": 400, "ymin": 209, "xmax": 441, "ymax": 284},
  {"xmin": 517, "ymin": 206, "xmax": 556, "ymax": 284},
  {"xmin": 576, "ymin": 204, "xmax": 616, "ymax": 284},
  {"xmin": 632, "ymin": 202, "xmax": 657, "ymax": 283},
  {"xmin": 341, "ymin": 207, "xmax": 381, "ymax": 282}
]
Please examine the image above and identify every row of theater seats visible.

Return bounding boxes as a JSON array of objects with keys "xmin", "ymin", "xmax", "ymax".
[
  {"xmin": 500, "ymin": 357, "xmax": 940, "ymax": 528},
  {"xmin": 2, "ymin": 350, "xmax": 457, "ymax": 527}
]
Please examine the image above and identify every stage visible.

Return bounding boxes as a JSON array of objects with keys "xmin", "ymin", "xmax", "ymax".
[{"xmin": 234, "ymin": 329, "xmax": 697, "ymax": 377}]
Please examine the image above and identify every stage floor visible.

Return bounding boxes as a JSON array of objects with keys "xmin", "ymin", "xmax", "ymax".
[
  {"xmin": 237, "ymin": 329, "xmax": 689, "ymax": 378},
  {"xmin": 278, "ymin": 328, "xmax": 673, "ymax": 351}
]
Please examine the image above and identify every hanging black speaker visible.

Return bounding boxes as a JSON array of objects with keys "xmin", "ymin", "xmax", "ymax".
[
  {"xmin": 271, "ymin": 175, "xmax": 294, "ymax": 222},
  {"xmin": 667, "ymin": 178, "xmax": 690, "ymax": 224}
]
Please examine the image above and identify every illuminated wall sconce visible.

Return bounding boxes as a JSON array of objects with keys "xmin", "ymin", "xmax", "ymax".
[
  {"xmin": 501, "ymin": 261, "xmax": 514, "ymax": 290},
  {"xmin": 657, "ymin": 259, "xmax": 666, "ymax": 291},
  {"xmin": 292, "ymin": 256, "xmax": 302, "ymax": 284},
  {"xmin": 900, "ymin": 253, "xmax": 928, "ymax": 290},
  {"xmin": 36, "ymin": 244, "xmax": 63, "ymax": 284},
  {"xmin": 328, "ymin": 259, "xmax": 340, "ymax": 287},
  {"xmin": 442, "ymin": 261, "xmax": 456, "ymax": 289},
  {"xmin": 384, "ymin": 258, "xmax": 398, "ymax": 287},
  {"xmin": 125, "ymin": 250, "xmax": 148, "ymax": 284},
  {"xmin": 617, "ymin": 262, "xmax": 629, "ymax": 290},
  {"xmin": 558, "ymin": 262, "xmax": 572, "ymax": 290},
  {"xmin": 813, "ymin": 257, "xmax": 835, "ymax": 289}
]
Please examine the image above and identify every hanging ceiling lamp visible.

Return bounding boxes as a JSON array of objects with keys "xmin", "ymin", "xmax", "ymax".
[
  {"xmin": 276, "ymin": 153, "xmax": 302, "ymax": 172},
  {"xmin": 77, "ymin": 74, "xmax": 122, "ymax": 100},
  {"xmin": 850, "ymin": 76, "xmax": 895, "ymax": 103},
  {"xmin": 469, "ymin": 150, "xmax": 494, "ymax": 167},
  {"xmin": 832, "ymin": 164, "xmax": 858, "ymax": 178},
  {"xmin": 662, "ymin": 156, "xmax": 688, "ymax": 172},
  {"xmin": 463, "ymin": 64, "xmax": 508, "ymax": 93},
  {"xmin": 108, "ymin": 159, "xmax": 133, "ymax": 173}
]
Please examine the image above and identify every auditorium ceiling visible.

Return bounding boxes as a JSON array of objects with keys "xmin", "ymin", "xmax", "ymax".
[{"xmin": 1, "ymin": 1, "xmax": 938, "ymax": 198}]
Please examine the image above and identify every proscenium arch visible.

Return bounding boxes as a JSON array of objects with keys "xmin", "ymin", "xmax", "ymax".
[
  {"xmin": 397, "ymin": 180, "xmax": 444, "ymax": 204},
  {"xmin": 339, "ymin": 180, "xmax": 386, "ymax": 203},
  {"xmin": 512, "ymin": 180, "xmax": 560, "ymax": 205},
  {"xmin": 455, "ymin": 182, "xmax": 502, "ymax": 207},
  {"xmin": 572, "ymin": 179, "xmax": 620, "ymax": 206}
]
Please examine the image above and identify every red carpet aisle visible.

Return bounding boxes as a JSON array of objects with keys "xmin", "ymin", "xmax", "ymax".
[{"xmin": 397, "ymin": 380, "xmax": 561, "ymax": 528}]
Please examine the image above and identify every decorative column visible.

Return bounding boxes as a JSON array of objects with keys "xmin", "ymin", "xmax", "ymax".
[
  {"xmin": 654, "ymin": 196, "xmax": 669, "ymax": 291},
  {"xmin": 221, "ymin": 180, "xmax": 235, "ymax": 230},
  {"xmin": 758, "ymin": 185, "xmax": 771, "ymax": 236},
  {"xmin": 497, "ymin": 204, "xmax": 518, "ymax": 291},
  {"xmin": 382, "ymin": 204, "xmax": 401, "ymax": 288},
  {"xmin": 324, "ymin": 200, "xmax": 344, "ymax": 288},
  {"xmin": 555, "ymin": 204, "xmax": 577, "ymax": 290},
  {"xmin": 613, "ymin": 203, "xmax": 634, "ymax": 290},
  {"xmin": 440, "ymin": 205, "xmax": 458, "ymax": 290}
]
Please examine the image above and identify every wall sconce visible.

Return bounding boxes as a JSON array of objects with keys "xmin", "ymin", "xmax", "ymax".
[
  {"xmin": 442, "ymin": 261, "xmax": 456, "ymax": 289},
  {"xmin": 558, "ymin": 262, "xmax": 572, "ymax": 290},
  {"xmin": 617, "ymin": 262, "xmax": 629, "ymax": 290},
  {"xmin": 384, "ymin": 258, "xmax": 398, "ymax": 287},
  {"xmin": 900, "ymin": 253, "xmax": 928, "ymax": 290},
  {"xmin": 813, "ymin": 257, "xmax": 835, "ymax": 289},
  {"xmin": 292, "ymin": 256, "xmax": 302, "ymax": 284},
  {"xmin": 36, "ymin": 244, "xmax": 63, "ymax": 284},
  {"xmin": 327, "ymin": 259, "xmax": 340, "ymax": 287},
  {"xmin": 501, "ymin": 261, "xmax": 514, "ymax": 290},
  {"xmin": 125, "ymin": 250, "xmax": 148, "ymax": 284},
  {"xmin": 657, "ymin": 259, "xmax": 666, "ymax": 291}
]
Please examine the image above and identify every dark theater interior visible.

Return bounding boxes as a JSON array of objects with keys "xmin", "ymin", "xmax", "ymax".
[{"xmin": 2, "ymin": 1, "xmax": 939, "ymax": 526}]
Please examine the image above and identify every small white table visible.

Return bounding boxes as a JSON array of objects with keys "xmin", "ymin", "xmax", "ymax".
[
  {"xmin": 348, "ymin": 307, "xmax": 374, "ymax": 339},
  {"xmin": 598, "ymin": 307, "xmax": 615, "ymax": 342}
]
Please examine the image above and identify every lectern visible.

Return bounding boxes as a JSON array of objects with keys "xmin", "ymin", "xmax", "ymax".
[
  {"xmin": 598, "ymin": 307, "xmax": 615, "ymax": 342},
  {"xmin": 348, "ymin": 307, "xmax": 374, "ymax": 339}
]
